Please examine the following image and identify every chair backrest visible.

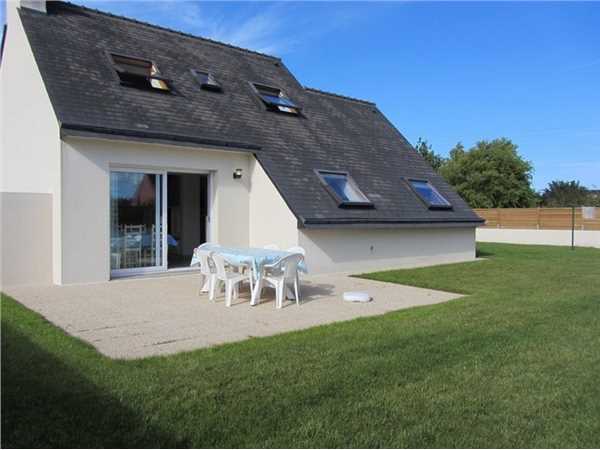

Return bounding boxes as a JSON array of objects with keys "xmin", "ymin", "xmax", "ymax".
[
  {"xmin": 210, "ymin": 252, "xmax": 230, "ymax": 278},
  {"xmin": 123, "ymin": 225, "xmax": 143, "ymax": 250},
  {"xmin": 196, "ymin": 249, "xmax": 215, "ymax": 275},
  {"xmin": 273, "ymin": 253, "xmax": 304, "ymax": 279},
  {"xmin": 286, "ymin": 246, "xmax": 306, "ymax": 256},
  {"xmin": 263, "ymin": 244, "xmax": 279, "ymax": 250}
]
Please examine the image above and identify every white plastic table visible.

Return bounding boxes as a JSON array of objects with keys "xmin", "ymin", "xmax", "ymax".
[{"xmin": 190, "ymin": 244, "xmax": 307, "ymax": 305}]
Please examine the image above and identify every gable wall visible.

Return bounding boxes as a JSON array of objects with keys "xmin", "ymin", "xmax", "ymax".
[
  {"xmin": 0, "ymin": 3, "xmax": 61, "ymax": 285},
  {"xmin": 248, "ymin": 159, "xmax": 298, "ymax": 250}
]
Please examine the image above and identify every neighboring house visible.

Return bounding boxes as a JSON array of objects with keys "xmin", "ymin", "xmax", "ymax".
[{"xmin": 0, "ymin": 1, "xmax": 483, "ymax": 286}]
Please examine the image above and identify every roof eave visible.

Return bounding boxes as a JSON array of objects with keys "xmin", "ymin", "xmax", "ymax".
[
  {"xmin": 60, "ymin": 123, "xmax": 262, "ymax": 152},
  {"xmin": 300, "ymin": 219, "xmax": 484, "ymax": 230}
]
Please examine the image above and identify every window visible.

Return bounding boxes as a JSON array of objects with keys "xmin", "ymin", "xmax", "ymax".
[
  {"xmin": 191, "ymin": 69, "xmax": 222, "ymax": 92},
  {"xmin": 316, "ymin": 170, "xmax": 373, "ymax": 208},
  {"xmin": 407, "ymin": 179, "xmax": 452, "ymax": 209},
  {"xmin": 253, "ymin": 83, "xmax": 300, "ymax": 114},
  {"xmin": 111, "ymin": 54, "xmax": 170, "ymax": 91}
]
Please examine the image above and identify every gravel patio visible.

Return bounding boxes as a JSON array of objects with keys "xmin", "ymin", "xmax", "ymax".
[{"xmin": 4, "ymin": 272, "xmax": 462, "ymax": 359}]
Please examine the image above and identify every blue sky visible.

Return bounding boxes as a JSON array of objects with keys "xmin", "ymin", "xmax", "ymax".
[{"xmin": 2, "ymin": 1, "xmax": 598, "ymax": 190}]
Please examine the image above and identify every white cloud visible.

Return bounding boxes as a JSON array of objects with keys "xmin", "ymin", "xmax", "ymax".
[
  {"xmin": 202, "ymin": 4, "xmax": 295, "ymax": 55},
  {"xmin": 75, "ymin": 0, "xmax": 364, "ymax": 56},
  {"xmin": 129, "ymin": 1, "xmax": 360, "ymax": 56}
]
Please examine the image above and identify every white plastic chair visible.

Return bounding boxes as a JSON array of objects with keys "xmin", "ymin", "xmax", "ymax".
[
  {"xmin": 236, "ymin": 262, "xmax": 254, "ymax": 293},
  {"xmin": 256, "ymin": 253, "xmax": 304, "ymax": 308},
  {"xmin": 286, "ymin": 246, "xmax": 306, "ymax": 256},
  {"xmin": 211, "ymin": 253, "xmax": 251, "ymax": 307},
  {"xmin": 263, "ymin": 244, "xmax": 280, "ymax": 250},
  {"xmin": 123, "ymin": 224, "xmax": 143, "ymax": 268},
  {"xmin": 195, "ymin": 249, "xmax": 216, "ymax": 296}
]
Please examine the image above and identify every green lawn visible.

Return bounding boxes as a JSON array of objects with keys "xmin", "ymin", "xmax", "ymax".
[{"xmin": 2, "ymin": 243, "xmax": 600, "ymax": 448}]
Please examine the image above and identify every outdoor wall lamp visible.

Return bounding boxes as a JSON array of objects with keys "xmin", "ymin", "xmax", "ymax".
[{"xmin": 233, "ymin": 168, "xmax": 243, "ymax": 179}]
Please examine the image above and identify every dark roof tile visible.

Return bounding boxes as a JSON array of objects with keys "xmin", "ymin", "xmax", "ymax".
[{"xmin": 19, "ymin": 1, "xmax": 482, "ymax": 226}]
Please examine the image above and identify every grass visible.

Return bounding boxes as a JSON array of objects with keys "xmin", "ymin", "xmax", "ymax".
[{"xmin": 2, "ymin": 242, "xmax": 600, "ymax": 448}]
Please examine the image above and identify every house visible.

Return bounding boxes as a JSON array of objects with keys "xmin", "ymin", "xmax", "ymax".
[{"xmin": 0, "ymin": 1, "xmax": 483, "ymax": 286}]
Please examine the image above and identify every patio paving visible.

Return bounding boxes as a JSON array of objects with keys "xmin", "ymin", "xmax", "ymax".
[{"xmin": 3, "ymin": 272, "xmax": 463, "ymax": 359}]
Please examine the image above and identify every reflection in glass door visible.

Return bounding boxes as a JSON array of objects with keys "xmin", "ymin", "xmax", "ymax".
[{"xmin": 110, "ymin": 171, "xmax": 163, "ymax": 274}]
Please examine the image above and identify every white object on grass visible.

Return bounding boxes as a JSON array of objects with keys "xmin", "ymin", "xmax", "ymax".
[{"xmin": 343, "ymin": 291, "xmax": 372, "ymax": 303}]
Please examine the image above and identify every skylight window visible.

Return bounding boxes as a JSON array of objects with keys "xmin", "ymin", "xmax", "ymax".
[
  {"xmin": 191, "ymin": 69, "xmax": 222, "ymax": 92},
  {"xmin": 407, "ymin": 179, "xmax": 452, "ymax": 209},
  {"xmin": 316, "ymin": 170, "xmax": 373, "ymax": 208},
  {"xmin": 253, "ymin": 83, "xmax": 300, "ymax": 114},
  {"xmin": 111, "ymin": 54, "xmax": 170, "ymax": 92}
]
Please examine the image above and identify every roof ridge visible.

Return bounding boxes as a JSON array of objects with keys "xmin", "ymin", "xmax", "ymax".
[
  {"xmin": 59, "ymin": 1, "xmax": 281, "ymax": 61},
  {"xmin": 304, "ymin": 86, "xmax": 375, "ymax": 106}
]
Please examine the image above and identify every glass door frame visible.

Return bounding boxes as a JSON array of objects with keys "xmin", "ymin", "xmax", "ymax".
[
  {"xmin": 165, "ymin": 170, "xmax": 213, "ymax": 272},
  {"xmin": 109, "ymin": 167, "xmax": 168, "ymax": 278},
  {"xmin": 110, "ymin": 166, "xmax": 213, "ymax": 278}
]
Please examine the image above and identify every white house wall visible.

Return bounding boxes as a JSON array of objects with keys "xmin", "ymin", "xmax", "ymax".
[
  {"xmin": 60, "ymin": 137, "xmax": 252, "ymax": 284},
  {"xmin": 248, "ymin": 158, "xmax": 298, "ymax": 250},
  {"xmin": 0, "ymin": 2, "xmax": 61, "ymax": 285},
  {"xmin": 1, "ymin": 192, "xmax": 53, "ymax": 286},
  {"xmin": 299, "ymin": 227, "xmax": 476, "ymax": 274}
]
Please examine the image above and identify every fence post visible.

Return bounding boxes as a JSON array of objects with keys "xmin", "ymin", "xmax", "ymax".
[
  {"xmin": 571, "ymin": 206, "xmax": 575, "ymax": 250},
  {"xmin": 537, "ymin": 207, "xmax": 541, "ymax": 230}
]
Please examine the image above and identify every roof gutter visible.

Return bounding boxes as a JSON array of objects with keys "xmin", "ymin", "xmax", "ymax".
[
  {"xmin": 301, "ymin": 218, "xmax": 484, "ymax": 230},
  {"xmin": 60, "ymin": 123, "xmax": 262, "ymax": 152}
]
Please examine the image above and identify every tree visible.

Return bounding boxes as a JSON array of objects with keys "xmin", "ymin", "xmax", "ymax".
[
  {"xmin": 439, "ymin": 138, "xmax": 537, "ymax": 208},
  {"xmin": 586, "ymin": 190, "xmax": 600, "ymax": 207},
  {"xmin": 449, "ymin": 142, "xmax": 465, "ymax": 160},
  {"xmin": 414, "ymin": 138, "xmax": 446, "ymax": 171},
  {"xmin": 540, "ymin": 180, "xmax": 589, "ymax": 207}
]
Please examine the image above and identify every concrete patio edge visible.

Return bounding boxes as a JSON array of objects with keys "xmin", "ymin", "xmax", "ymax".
[{"xmin": 3, "ymin": 272, "xmax": 463, "ymax": 359}]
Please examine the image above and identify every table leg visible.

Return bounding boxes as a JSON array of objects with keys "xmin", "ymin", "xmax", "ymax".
[{"xmin": 251, "ymin": 274, "xmax": 263, "ymax": 306}]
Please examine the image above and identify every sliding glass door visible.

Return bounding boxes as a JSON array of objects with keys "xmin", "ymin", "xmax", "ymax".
[
  {"xmin": 110, "ymin": 170, "xmax": 164, "ymax": 275},
  {"xmin": 167, "ymin": 173, "xmax": 209, "ymax": 269}
]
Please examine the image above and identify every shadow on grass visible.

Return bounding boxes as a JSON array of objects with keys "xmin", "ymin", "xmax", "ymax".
[{"xmin": 1, "ymin": 321, "xmax": 186, "ymax": 448}]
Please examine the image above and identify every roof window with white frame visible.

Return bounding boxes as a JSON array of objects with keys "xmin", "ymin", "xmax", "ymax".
[
  {"xmin": 191, "ymin": 69, "xmax": 222, "ymax": 92},
  {"xmin": 316, "ymin": 170, "xmax": 373, "ymax": 208},
  {"xmin": 110, "ymin": 53, "xmax": 171, "ymax": 92},
  {"xmin": 407, "ymin": 179, "xmax": 452, "ymax": 209},
  {"xmin": 252, "ymin": 83, "xmax": 300, "ymax": 114}
]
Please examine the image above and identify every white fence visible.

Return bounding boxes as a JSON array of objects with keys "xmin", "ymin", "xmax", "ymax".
[{"xmin": 476, "ymin": 228, "xmax": 600, "ymax": 249}]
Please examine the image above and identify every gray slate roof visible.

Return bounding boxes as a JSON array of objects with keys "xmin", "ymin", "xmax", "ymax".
[{"xmin": 19, "ymin": 2, "xmax": 483, "ymax": 227}]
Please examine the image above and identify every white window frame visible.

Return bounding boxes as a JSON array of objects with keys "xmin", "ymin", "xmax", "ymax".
[
  {"xmin": 405, "ymin": 178, "xmax": 452, "ymax": 210},
  {"xmin": 109, "ymin": 166, "xmax": 213, "ymax": 278},
  {"xmin": 315, "ymin": 169, "xmax": 373, "ymax": 208}
]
